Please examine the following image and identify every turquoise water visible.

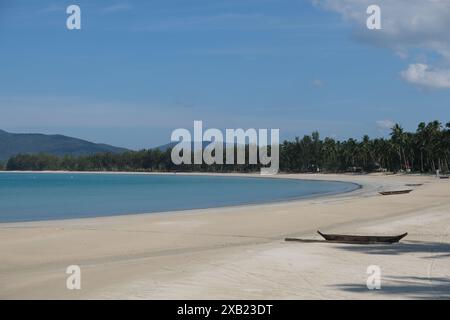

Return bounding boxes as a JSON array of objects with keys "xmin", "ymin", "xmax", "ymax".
[{"xmin": 0, "ymin": 173, "xmax": 358, "ymax": 223}]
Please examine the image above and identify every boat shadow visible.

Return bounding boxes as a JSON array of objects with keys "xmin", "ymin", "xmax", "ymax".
[
  {"xmin": 333, "ymin": 240, "xmax": 450, "ymax": 259},
  {"xmin": 334, "ymin": 276, "xmax": 450, "ymax": 299}
]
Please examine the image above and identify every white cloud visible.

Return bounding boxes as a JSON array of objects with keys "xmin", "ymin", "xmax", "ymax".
[
  {"xmin": 103, "ymin": 3, "xmax": 132, "ymax": 14},
  {"xmin": 400, "ymin": 63, "xmax": 450, "ymax": 89},
  {"xmin": 376, "ymin": 119, "xmax": 396, "ymax": 131},
  {"xmin": 312, "ymin": 79, "xmax": 324, "ymax": 87},
  {"xmin": 395, "ymin": 49, "xmax": 409, "ymax": 60},
  {"xmin": 313, "ymin": 0, "xmax": 450, "ymax": 89}
]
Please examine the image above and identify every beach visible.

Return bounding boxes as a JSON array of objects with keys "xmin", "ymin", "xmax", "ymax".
[{"xmin": 0, "ymin": 173, "xmax": 449, "ymax": 299}]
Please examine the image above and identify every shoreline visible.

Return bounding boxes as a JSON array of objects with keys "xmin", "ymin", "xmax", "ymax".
[
  {"xmin": 0, "ymin": 173, "xmax": 449, "ymax": 299},
  {"xmin": 0, "ymin": 171, "xmax": 362, "ymax": 225},
  {"xmin": 0, "ymin": 169, "xmax": 441, "ymax": 180}
]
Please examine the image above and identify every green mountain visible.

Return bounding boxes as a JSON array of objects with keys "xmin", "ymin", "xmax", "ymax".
[{"xmin": 0, "ymin": 129, "xmax": 129, "ymax": 161}]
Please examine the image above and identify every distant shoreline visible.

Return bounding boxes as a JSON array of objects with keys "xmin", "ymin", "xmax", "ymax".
[{"xmin": 0, "ymin": 169, "xmax": 439, "ymax": 177}]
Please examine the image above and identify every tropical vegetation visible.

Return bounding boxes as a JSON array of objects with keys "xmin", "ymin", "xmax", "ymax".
[{"xmin": 3, "ymin": 121, "xmax": 450, "ymax": 174}]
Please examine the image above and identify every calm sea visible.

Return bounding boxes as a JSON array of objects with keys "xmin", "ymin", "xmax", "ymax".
[{"xmin": 0, "ymin": 173, "xmax": 358, "ymax": 223}]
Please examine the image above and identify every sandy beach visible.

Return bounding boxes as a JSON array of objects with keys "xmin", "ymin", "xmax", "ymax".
[{"xmin": 0, "ymin": 173, "xmax": 449, "ymax": 299}]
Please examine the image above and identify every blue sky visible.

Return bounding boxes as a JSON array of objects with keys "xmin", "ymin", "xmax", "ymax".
[{"xmin": 0, "ymin": 0, "xmax": 449, "ymax": 149}]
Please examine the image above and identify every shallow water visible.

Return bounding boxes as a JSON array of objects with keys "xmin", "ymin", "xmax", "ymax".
[{"xmin": 0, "ymin": 173, "xmax": 358, "ymax": 222}]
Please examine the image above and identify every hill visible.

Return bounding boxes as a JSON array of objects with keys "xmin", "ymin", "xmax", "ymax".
[{"xmin": 0, "ymin": 129, "xmax": 129, "ymax": 161}]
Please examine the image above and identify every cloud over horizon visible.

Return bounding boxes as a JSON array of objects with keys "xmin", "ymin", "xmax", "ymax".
[
  {"xmin": 400, "ymin": 64, "xmax": 450, "ymax": 89},
  {"xmin": 376, "ymin": 119, "xmax": 396, "ymax": 132},
  {"xmin": 313, "ymin": 0, "xmax": 450, "ymax": 89}
]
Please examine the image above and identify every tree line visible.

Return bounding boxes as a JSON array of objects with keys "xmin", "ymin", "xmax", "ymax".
[{"xmin": 3, "ymin": 121, "xmax": 450, "ymax": 174}]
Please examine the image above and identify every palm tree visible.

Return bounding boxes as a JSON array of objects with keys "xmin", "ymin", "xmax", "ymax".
[
  {"xmin": 390, "ymin": 124, "xmax": 406, "ymax": 171},
  {"xmin": 416, "ymin": 122, "xmax": 427, "ymax": 172},
  {"xmin": 424, "ymin": 121, "xmax": 442, "ymax": 172}
]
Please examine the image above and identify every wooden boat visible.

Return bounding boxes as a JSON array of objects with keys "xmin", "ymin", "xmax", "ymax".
[
  {"xmin": 379, "ymin": 189, "xmax": 412, "ymax": 196},
  {"xmin": 317, "ymin": 230, "xmax": 407, "ymax": 244},
  {"xmin": 405, "ymin": 183, "xmax": 423, "ymax": 187},
  {"xmin": 440, "ymin": 176, "xmax": 449, "ymax": 179}
]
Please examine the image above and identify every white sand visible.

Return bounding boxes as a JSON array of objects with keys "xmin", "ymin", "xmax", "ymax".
[{"xmin": 0, "ymin": 173, "xmax": 449, "ymax": 299}]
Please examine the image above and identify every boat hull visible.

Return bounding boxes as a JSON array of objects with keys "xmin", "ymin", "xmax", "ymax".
[
  {"xmin": 317, "ymin": 231, "xmax": 407, "ymax": 244},
  {"xmin": 379, "ymin": 190, "xmax": 412, "ymax": 196}
]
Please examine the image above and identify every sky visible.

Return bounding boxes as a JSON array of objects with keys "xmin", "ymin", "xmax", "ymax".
[{"xmin": 0, "ymin": 0, "xmax": 449, "ymax": 150}]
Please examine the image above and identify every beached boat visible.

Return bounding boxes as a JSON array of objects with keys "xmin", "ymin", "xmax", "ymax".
[
  {"xmin": 379, "ymin": 189, "xmax": 412, "ymax": 195},
  {"xmin": 405, "ymin": 183, "xmax": 423, "ymax": 187},
  {"xmin": 439, "ymin": 176, "xmax": 449, "ymax": 179},
  {"xmin": 317, "ymin": 230, "xmax": 407, "ymax": 244}
]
